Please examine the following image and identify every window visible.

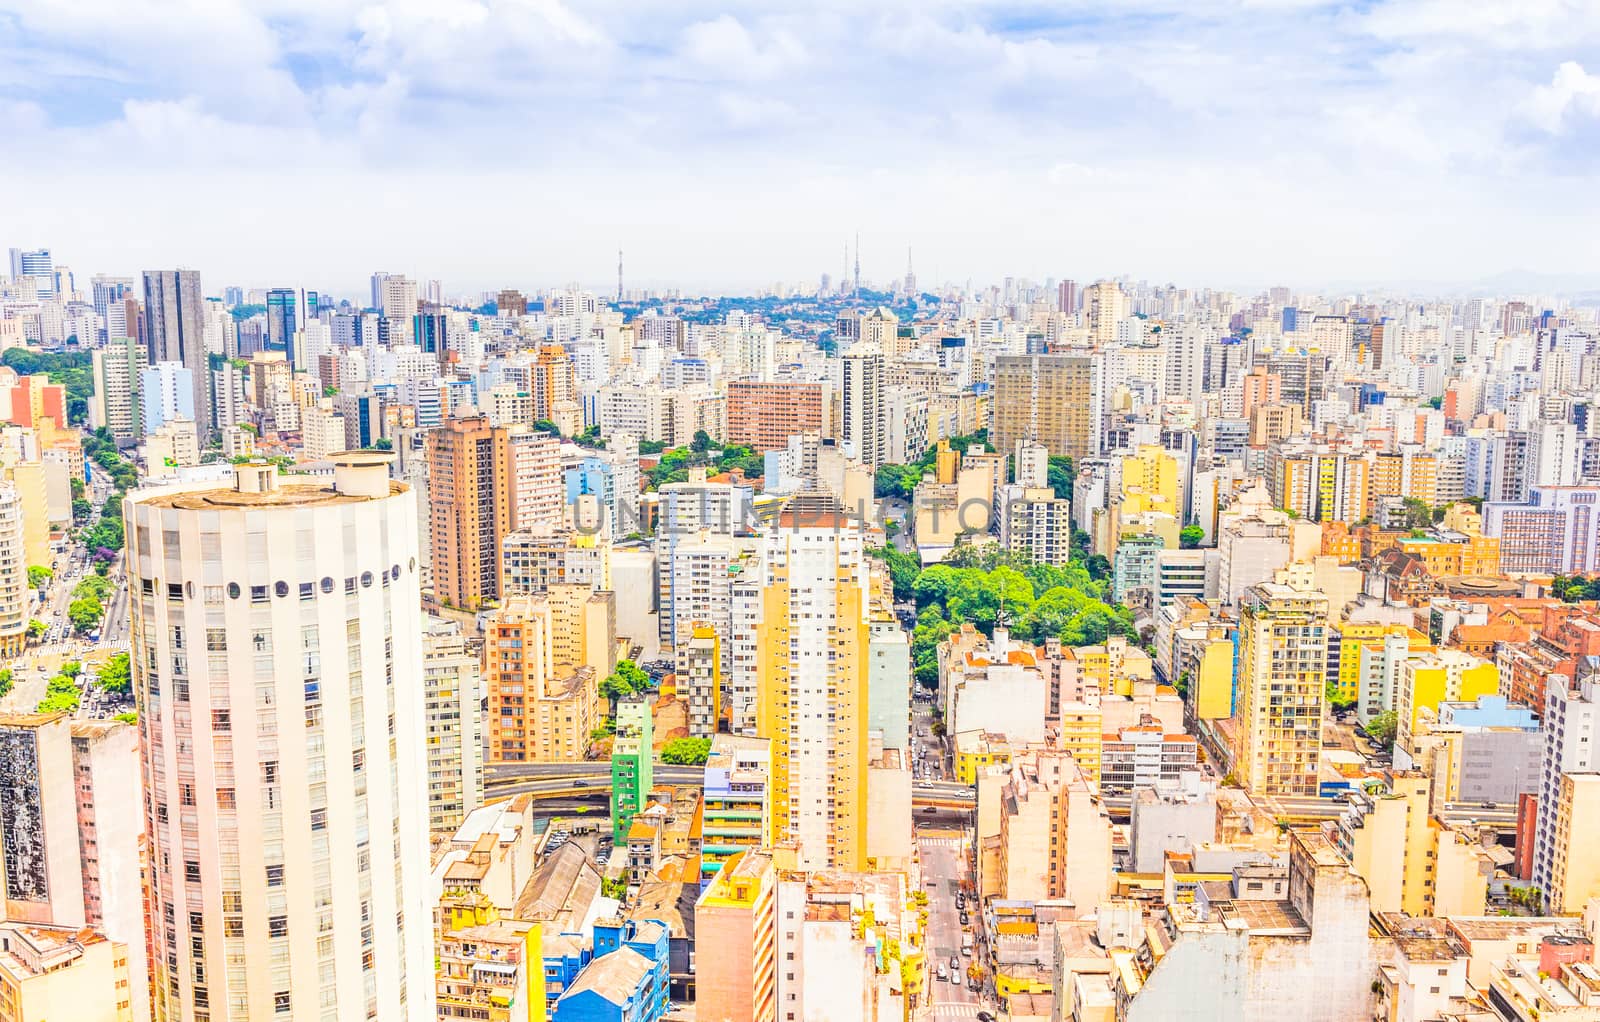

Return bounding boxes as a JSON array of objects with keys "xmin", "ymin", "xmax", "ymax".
[
  {"xmin": 212, "ymin": 710, "xmax": 230, "ymax": 732},
  {"xmin": 268, "ymin": 916, "xmax": 288, "ymax": 938},
  {"xmin": 310, "ymin": 809, "xmax": 327, "ymax": 831},
  {"xmin": 273, "ymin": 991, "xmax": 291, "ymax": 1014},
  {"xmin": 266, "ymin": 865, "xmax": 283, "ymax": 887}
]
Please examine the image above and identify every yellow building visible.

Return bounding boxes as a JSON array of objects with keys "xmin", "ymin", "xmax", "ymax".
[
  {"xmin": 485, "ymin": 593, "xmax": 603, "ymax": 764},
  {"xmin": 1335, "ymin": 622, "xmax": 1427, "ymax": 704},
  {"xmin": 1397, "ymin": 651, "xmax": 1498, "ymax": 753},
  {"xmin": 1057, "ymin": 704, "xmax": 1103, "ymax": 786},
  {"xmin": 955, "ymin": 730, "xmax": 1013, "ymax": 786},
  {"xmin": 1233, "ymin": 584, "xmax": 1328, "ymax": 797},
  {"xmin": 1118, "ymin": 445, "xmax": 1179, "ymax": 518},
  {"xmin": 755, "ymin": 509, "xmax": 870, "ymax": 871},
  {"xmin": 1331, "ymin": 772, "xmax": 1490, "ymax": 918},
  {"xmin": 436, "ymin": 893, "xmax": 546, "ymax": 1022},
  {"xmin": 1073, "ymin": 637, "xmax": 1154, "ymax": 698},
  {"xmin": 0, "ymin": 924, "xmax": 133, "ymax": 1022},
  {"xmin": 1546, "ymin": 772, "xmax": 1600, "ymax": 915},
  {"xmin": 1267, "ymin": 444, "xmax": 1370, "ymax": 524},
  {"xmin": 1369, "ymin": 450, "xmax": 1439, "ymax": 512},
  {"xmin": 1395, "ymin": 534, "xmax": 1501, "ymax": 576},
  {"xmin": 1188, "ymin": 632, "xmax": 1236, "ymax": 721}
]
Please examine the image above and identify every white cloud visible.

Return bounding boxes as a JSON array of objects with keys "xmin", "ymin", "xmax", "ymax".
[{"xmin": 1528, "ymin": 60, "xmax": 1600, "ymax": 133}]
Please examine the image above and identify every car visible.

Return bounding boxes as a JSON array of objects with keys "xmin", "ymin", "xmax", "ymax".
[
  {"xmin": 950, "ymin": 956, "xmax": 960, "ymax": 972},
  {"xmin": 950, "ymin": 969, "xmax": 962, "ymax": 984},
  {"xmin": 921, "ymin": 806, "xmax": 938, "ymax": 814},
  {"xmin": 978, "ymin": 1012, "xmax": 997, "ymax": 1021},
  {"xmin": 936, "ymin": 965, "xmax": 947, "ymax": 982},
  {"xmin": 959, "ymin": 913, "xmax": 969, "ymax": 926}
]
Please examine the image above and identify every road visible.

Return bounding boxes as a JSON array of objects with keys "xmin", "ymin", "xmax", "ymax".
[{"xmin": 919, "ymin": 831, "xmax": 987, "ymax": 1022}]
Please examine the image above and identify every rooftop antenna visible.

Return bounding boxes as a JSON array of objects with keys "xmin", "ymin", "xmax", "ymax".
[{"xmin": 617, "ymin": 248, "xmax": 623, "ymax": 302}]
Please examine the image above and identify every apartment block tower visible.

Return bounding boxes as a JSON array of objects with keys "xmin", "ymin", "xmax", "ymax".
[
  {"xmin": 753, "ymin": 498, "xmax": 871, "ymax": 871},
  {"xmin": 141, "ymin": 269, "xmax": 211, "ymax": 440},
  {"xmin": 126, "ymin": 455, "xmax": 434, "ymax": 1021},
  {"xmin": 427, "ymin": 415, "xmax": 511, "ymax": 611},
  {"xmin": 1233, "ymin": 583, "xmax": 1329, "ymax": 797},
  {"xmin": 992, "ymin": 354, "xmax": 1099, "ymax": 461}
]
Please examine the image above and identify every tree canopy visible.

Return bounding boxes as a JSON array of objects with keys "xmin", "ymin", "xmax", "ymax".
[
  {"xmin": 660, "ymin": 736, "xmax": 711, "ymax": 765},
  {"xmin": 873, "ymin": 429, "xmax": 992, "ymax": 501}
]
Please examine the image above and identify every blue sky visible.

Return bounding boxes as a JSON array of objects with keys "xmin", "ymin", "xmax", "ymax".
[{"xmin": 2, "ymin": 1, "xmax": 1598, "ymax": 298}]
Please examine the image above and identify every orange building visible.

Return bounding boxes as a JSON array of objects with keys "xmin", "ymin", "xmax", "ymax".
[
  {"xmin": 725, "ymin": 381, "xmax": 826, "ymax": 451},
  {"xmin": 427, "ymin": 415, "xmax": 512, "ymax": 610}
]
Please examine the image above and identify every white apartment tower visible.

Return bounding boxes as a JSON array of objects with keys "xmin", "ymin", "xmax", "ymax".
[
  {"xmin": 127, "ymin": 454, "xmax": 434, "ymax": 1022},
  {"xmin": 839, "ymin": 345, "xmax": 886, "ymax": 468}
]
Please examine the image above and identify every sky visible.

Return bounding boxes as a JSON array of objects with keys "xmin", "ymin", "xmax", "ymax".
[{"xmin": 3, "ymin": 1, "xmax": 1599, "ymax": 299}]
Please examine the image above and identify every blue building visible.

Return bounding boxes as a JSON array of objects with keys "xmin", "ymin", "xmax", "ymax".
[
  {"xmin": 545, "ymin": 917, "xmax": 670, "ymax": 1022},
  {"xmin": 266, "ymin": 287, "xmax": 297, "ymax": 363}
]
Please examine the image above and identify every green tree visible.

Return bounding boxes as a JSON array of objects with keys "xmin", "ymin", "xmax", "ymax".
[
  {"xmin": 1046, "ymin": 456, "xmax": 1074, "ymax": 501},
  {"xmin": 660, "ymin": 737, "xmax": 712, "ymax": 765},
  {"xmin": 691, "ymin": 429, "xmax": 713, "ymax": 453},
  {"xmin": 0, "ymin": 669, "xmax": 12, "ymax": 698},
  {"xmin": 96, "ymin": 652, "xmax": 132, "ymax": 695},
  {"xmin": 68, "ymin": 597, "xmax": 103, "ymax": 634},
  {"xmin": 601, "ymin": 876, "xmax": 627, "ymax": 899},
  {"xmin": 25, "ymin": 619, "xmax": 44, "ymax": 639},
  {"xmin": 60, "ymin": 660, "xmax": 81, "ymax": 678},
  {"xmin": 1179, "ymin": 525, "xmax": 1205, "ymax": 549},
  {"xmin": 114, "ymin": 711, "xmax": 138, "ymax": 725},
  {"xmin": 27, "ymin": 565, "xmax": 51, "ymax": 588},
  {"xmin": 1365, "ymin": 710, "xmax": 1399, "ymax": 751}
]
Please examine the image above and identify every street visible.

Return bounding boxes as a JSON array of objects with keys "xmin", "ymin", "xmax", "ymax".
[{"xmin": 919, "ymin": 831, "xmax": 987, "ymax": 1022}]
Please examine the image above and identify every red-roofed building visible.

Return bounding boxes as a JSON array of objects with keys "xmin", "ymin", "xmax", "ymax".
[{"xmin": 1496, "ymin": 604, "xmax": 1600, "ymax": 709}]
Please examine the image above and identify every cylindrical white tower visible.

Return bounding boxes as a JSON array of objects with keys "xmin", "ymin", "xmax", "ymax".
[{"xmin": 126, "ymin": 453, "xmax": 433, "ymax": 1022}]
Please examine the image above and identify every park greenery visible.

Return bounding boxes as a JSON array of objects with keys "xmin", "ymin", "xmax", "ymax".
[
  {"xmin": 1551, "ymin": 575, "xmax": 1600, "ymax": 603},
  {"xmin": 868, "ymin": 542, "xmax": 1136, "ymax": 689},
  {"xmin": 644, "ymin": 436, "xmax": 765, "ymax": 490},
  {"xmin": 27, "ymin": 565, "xmax": 50, "ymax": 588},
  {"xmin": 1, "ymin": 348, "xmax": 93, "ymax": 424},
  {"xmin": 660, "ymin": 736, "xmax": 712, "ymax": 765},
  {"xmin": 1179, "ymin": 525, "xmax": 1205, "ymax": 549},
  {"xmin": 0, "ymin": 668, "xmax": 11, "ymax": 699}
]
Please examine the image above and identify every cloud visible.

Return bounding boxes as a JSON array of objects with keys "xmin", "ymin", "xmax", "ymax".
[
  {"xmin": 1528, "ymin": 60, "xmax": 1600, "ymax": 133},
  {"xmin": 0, "ymin": 1, "xmax": 1598, "ymax": 292}
]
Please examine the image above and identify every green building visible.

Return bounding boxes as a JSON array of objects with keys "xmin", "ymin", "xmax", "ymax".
[{"xmin": 611, "ymin": 696, "xmax": 654, "ymax": 844}]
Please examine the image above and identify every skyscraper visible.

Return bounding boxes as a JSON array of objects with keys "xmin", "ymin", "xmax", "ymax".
[
  {"xmin": 839, "ymin": 345, "xmax": 885, "ymax": 468},
  {"xmin": 426, "ymin": 415, "xmax": 510, "ymax": 611},
  {"xmin": 265, "ymin": 287, "xmax": 297, "ymax": 366},
  {"xmin": 8, "ymin": 248, "xmax": 54, "ymax": 298},
  {"xmin": 125, "ymin": 454, "xmax": 435, "ymax": 1021},
  {"xmin": 142, "ymin": 269, "xmax": 211, "ymax": 439},
  {"xmin": 992, "ymin": 354, "xmax": 1098, "ymax": 460},
  {"xmin": 754, "ymin": 499, "xmax": 870, "ymax": 871},
  {"xmin": 1233, "ymin": 583, "xmax": 1328, "ymax": 797}
]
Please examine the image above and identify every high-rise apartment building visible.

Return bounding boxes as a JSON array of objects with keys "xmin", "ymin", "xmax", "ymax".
[
  {"xmin": 126, "ymin": 455, "xmax": 435, "ymax": 1021},
  {"xmin": 264, "ymin": 287, "xmax": 296, "ymax": 364},
  {"xmin": 839, "ymin": 345, "xmax": 885, "ymax": 468},
  {"xmin": 380, "ymin": 275, "xmax": 418, "ymax": 344},
  {"xmin": 422, "ymin": 618, "xmax": 483, "ymax": 833},
  {"xmin": 1084, "ymin": 280, "xmax": 1128, "ymax": 345},
  {"xmin": 678, "ymin": 624, "xmax": 721, "ymax": 737},
  {"xmin": 610, "ymin": 696, "xmax": 654, "ymax": 844},
  {"xmin": 505, "ymin": 427, "xmax": 563, "ymax": 532},
  {"xmin": 700, "ymin": 735, "xmax": 772, "ymax": 885},
  {"xmin": 992, "ymin": 354, "xmax": 1098, "ymax": 461},
  {"xmin": 1233, "ymin": 583, "xmax": 1328, "ymax": 797},
  {"xmin": 1534, "ymin": 675, "xmax": 1600, "ymax": 903},
  {"xmin": 427, "ymin": 415, "xmax": 510, "ymax": 611},
  {"xmin": 91, "ymin": 337, "xmax": 147, "ymax": 442},
  {"xmin": 142, "ymin": 269, "xmax": 210, "ymax": 439},
  {"xmin": 483, "ymin": 591, "xmax": 608, "ymax": 763},
  {"xmin": 0, "ymin": 485, "xmax": 27, "ymax": 657},
  {"xmin": 753, "ymin": 502, "xmax": 870, "ymax": 870},
  {"xmin": 725, "ymin": 381, "xmax": 826, "ymax": 452},
  {"xmin": 695, "ymin": 849, "xmax": 778, "ymax": 1022}
]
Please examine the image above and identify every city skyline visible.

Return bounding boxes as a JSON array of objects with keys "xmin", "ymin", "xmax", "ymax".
[{"xmin": 3, "ymin": 2, "xmax": 1600, "ymax": 292}]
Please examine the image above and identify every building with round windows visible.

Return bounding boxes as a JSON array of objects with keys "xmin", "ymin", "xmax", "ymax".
[{"xmin": 125, "ymin": 454, "xmax": 433, "ymax": 1022}]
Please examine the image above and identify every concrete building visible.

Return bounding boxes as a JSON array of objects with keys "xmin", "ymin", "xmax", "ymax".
[
  {"xmin": 839, "ymin": 345, "xmax": 885, "ymax": 468},
  {"xmin": 695, "ymin": 849, "xmax": 778, "ymax": 1022},
  {"xmin": 1331, "ymin": 772, "xmax": 1492, "ymax": 917},
  {"xmin": 90, "ymin": 336, "xmax": 146, "ymax": 442},
  {"xmin": 753, "ymin": 501, "xmax": 871, "ymax": 870},
  {"xmin": 700, "ymin": 736, "xmax": 772, "ymax": 887},
  {"xmin": 1545, "ymin": 772, "xmax": 1600, "ymax": 914},
  {"xmin": 125, "ymin": 455, "xmax": 435, "ymax": 1020},
  {"xmin": 142, "ymin": 269, "xmax": 211, "ymax": 438},
  {"xmin": 427, "ymin": 414, "xmax": 510, "ymax": 610},
  {"xmin": 484, "ymin": 590, "xmax": 609, "ymax": 764},
  {"xmin": 1127, "ymin": 773, "xmax": 1218, "ymax": 874},
  {"xmin": 1535, "ymin": 675, "xmax": 1600, "ymax": 904},
  {"xmin": 422, "ymin": 617, "xmax": 484, "ymax": 833},
  {"xmin": 0, "ymin": 485, "xmax": 27, "ymax": 657},
  {"xmin": 1099, "ymin": 721, "xmax": 1199, "ymax": 795},
  {"xmin": 502, "ymin": 525, "xmax": 611, "ymax": 597},
  {"xmin": 725, "ymin": 381, "xmax": 826, "ymax": 452},
  {"xmin": 0, "ymin": 923, "xmax": 133, "ymax": 1022},
  {"xmin": 991, "ymin": 747, "xmax": 1112, "ymax": 912},
  {"xmin": 1398, "ymin": 694, "xmax": 1542, "ymax": 808},
  {"xmin": 1234, "ymin": 583, "xmax": 1328, "ymax": 797},
  {"xmin": 992, "ymin": 354, "xmax": 1098, "ymax": 461},
  {"xmin": 1002, "ymin": 488, "xmax": 1074, "ymax": 565},
  {"xmin": 1485, "ymin": 485, "xmax": 1600, "ymax": 575},
  {"xmin": 678, "ymin": 624, "xmax": 721, "ymax": 737},
  {"xmin": 611, "ymin": 696, "xmax": 654, "ymax": 845}
]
